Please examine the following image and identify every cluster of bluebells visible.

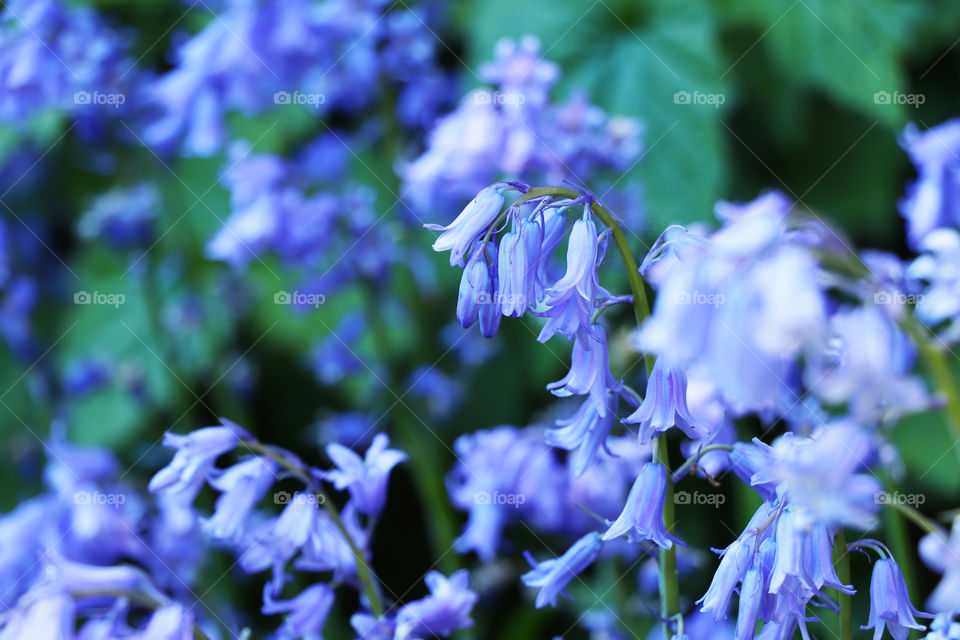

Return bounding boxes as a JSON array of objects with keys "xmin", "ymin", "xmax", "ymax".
[
  {"xmin": 145, "ymin": 419, "xmax": 477, "ymax": 639},
  {"xmin": 403, "ymin": 35, "xmax": 643, "ymax": 225},
  {"xmin": 143, "ymin": 0, "xmax": 453, "ymax": 156},
  {"xmin": 423, "ymin": 115, "xmax": 960, "ymax": 637}
]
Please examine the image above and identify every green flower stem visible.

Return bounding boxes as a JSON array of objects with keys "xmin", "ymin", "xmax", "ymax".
[
  {"xmin": 671, "ymin": 444, "xmax": 734, "ymax": 483},
  {"xmin": 242, "ymin": 439, "xmax": 386, "ymax": 617},
  {"xmin": 513, "ymin": 186, "xmax": 675, "ymax": 637},
  {"xmin": 902, "ymin": 316, "xmax": 960, "ymax": 463},
  {"xmin": 883, "ymin": 498, "xmax": 943, "ymax": 536},
  {"xmin": 833, "ymin": 531, "xmax": 852, "ymax": 640}
]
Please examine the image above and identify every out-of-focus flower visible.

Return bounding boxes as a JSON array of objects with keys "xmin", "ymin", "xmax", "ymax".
[
  {"xmin": 78, "ymin": 184, "xmax": 158, "ymax": 248},
  {"xmin": 395, "ymin": 570, "xmax": 477, "ymax": 639},
  {"xmin": 322, "ymin": 434, "xmax": 407, "ymax": 515},
  {"xmin": 148, "ymin": 423, "xmax": 245, "ymax": 503},
  {"xmin": 919, "ymin": 517, "xmax": 960, "ymax": 612},
  {"xmin": 899, "ymin": 120, "xmax": 960, "ymax": 248},
  {"xmin": 522, "ymin": 532, "xmax": 602, "ymax": 609},
  {"xmin": 262, "ymin": 584, "xmax": 335, "ymax": 640},
  {"xmin": 202, "ymin": 456, "xmax": 277, "ymax": 542}
]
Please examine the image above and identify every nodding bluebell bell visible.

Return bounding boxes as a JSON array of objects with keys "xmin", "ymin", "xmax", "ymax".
[
  {"xmin": 262, "ymin": 583, "xmax": 335, "ymax": 640},
  {"xmin": 602, "ymin": 462, "xmax": 683, "ymax": 549},
  {"xmin": 497, "ymin": 212, "xmax": 543, "ymax": 317},
  {"xmin": 426, "ymin": 184, "xmax": 506, "ymax": 267},
  {"xmin": 457, "ymin": 243, "xmax": 501, "ymax": 338},
  {"xmin": 322, "ymin": 433, "xmax": 407, "ymax": 516},
  {"xmin": 622, "ymin": 358, "xmax": 703, "ymax": 444},
  {"xmin": 863, "ymin": 558, "xmax": 930, "ymax": 640},
  {"xmin": 202, "ymin": 456, "xmax": 277, "ymax": 542},
  {"xmin": 538, "ymin": 210, "xmax": 605, "ymax": 343},
  {"xmin": 546, "ymin": 392, "xmax": 619, "ymax": 477},
  {"xmin": 522, "ymin": 532, "xmax": 602, "ymax": 609},
  {"xmin": 919, "ymin": 516, "xmax": 960, "ymax": 613},
  {"xmin": 148, "ymin": 422, "xmax": 246, "ymax": 502},
  {"xmin": 395, "ymin": 570, "xmax": 478, "ymax": 639},
  {"xmin": 899, "ymin": 120, "xmax": 960, "ymax": 248},
  {"xmin": 547, "ymin": 326, "xmax": 616, "ymax": 416}
]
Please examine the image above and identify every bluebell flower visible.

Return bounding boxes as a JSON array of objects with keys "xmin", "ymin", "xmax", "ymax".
[
  {"xmin": 202, "ymin": 456, "xmax": 277, "ymax": 542},
  {"xmin": 447, "ymin": 426, "xmax": 566, "ymax": 560},
  {"xmin": 311, "ymin": 313, "xmax": 367, "ymax": 385},
  {"xmin": 735, "ymin": 567, "xmax": 765, "ymax": 640},
  {"xmin": 806, "ymin": 306, "xmax": 927, "ymax": 422},
  {"xmin": 426, "ymin": 185, "xmax": 506, "ymax": 267},
  {"xmin": 908, "ymin": 229, "xmax": 960, "ymax": 341},
  {"xmin": 61, "ymin": 356, "xmax": 112, "ymax": 397},
  {"xmin": 240, "ymin": 493, "xmax": 316, "ymax": 578},
  {"xmin": 602, "ymin": 463, "xmax": 683, "ymax": 549},
  {"xmin": 922, "ymin": 611, "xmax": 960, "ymax": 639},
  {"xmin": 498, "ymin": 214, "xmax": 543, "ymax": 317},
  {"xmin": 546, "ymin": 393, "xmax": 619, "ymax": 477},
  {"xmin": 547, "ymin": 327, "xmax": 616, "ymax": 416},
  {"xmin": 78, "ymin": 184, "xmax": 158, "ymax": 248},
  {"xmin": 751, "ymin": 422, "xmax": 880, "ymax": 530},
  {"xmin": 623, "ymin": 358, "xmax": 704, "ymax": 444},
  {"xmin": 538, "ymin": 213, "xmax": 604, "ymax": 343},
  {"xmin": 0, "ymin": 591, "xmax": 75, "ymax": 639},
  {"xmin": 263, "ymin": 584, "xmax": 335, "ymax": 640},
  {"xmin": 899, "ymin": 120, "xmax": 960, "ymax": 247},
  {"xmin": 137, "ymin": 604, "xmax": 196, "ymax": 638},
  {"xmin": 919, "ymin": 516, "xmax": 960, "ymax": 612},
  {"xmin": 395, "ymin": 570, "xmax": 477, "ymax": 639},
  {"xmin": 863, "ymin": 558, "xmax": 930, "ymax": 640},
  {"xmin": 457, "ymin": 244, "xmax": 501, "ymax": 338},
  {"xmin": 296, "ymin": 505, "xmax": 367, "ymax": 580},
  {"xmin": 148, "ymin": 423, "xmax": 246, "ymax": 503},
  {"xmin": 522, "ymin": 532, "xmax": 603, "ymax": 608},
  {"xmin": 351, "ymin": 613, "xmax": 397, "ymax": 640},
  {"xmin": 323, "ymin": 434, "xmax": 407, "ymax": 515},
  {"xmin": 406, "ymin": 366, "xmax": 463, "ymax": 419}
]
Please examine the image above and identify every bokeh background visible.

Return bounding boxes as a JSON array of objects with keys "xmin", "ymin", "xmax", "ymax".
[{"xmin": 3, "ymin": 0, "xmax": 960, "ymax": 637}]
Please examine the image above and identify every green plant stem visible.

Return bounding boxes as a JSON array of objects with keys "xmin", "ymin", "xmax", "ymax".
[
  {"xmin": 513, "ymin": 186, "xmax": 678, "ymax": 636},
  {"xmin": 884, "ymin": 499, "xmax": 942, "ymax": 536},
  {"xmin": 242, "ymin": 440, "xmax": 386, "ymax": 617},
  {"xmin": 902, "ymin": 316, "xmax": 960, "ymax": 463},
  {"xmin": 833, "ymin": 531, "xmax": 852, "ymax": 640},
  {"xmin": 879, "ymin": 473, "xmax": 919, "ymax": 602},
  {"xmin": 671, "ymin": 444, "xmax": 734, "ymax": 483},
  {"xmin": 654, "ymin": 435, "xmax": 680, "ymax": 637}
]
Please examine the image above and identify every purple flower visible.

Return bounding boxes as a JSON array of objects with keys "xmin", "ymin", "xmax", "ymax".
[
  {"xmin": 497, "ymin": 214, "xmax": 542, "ymax": 317},
  {"xmin": 456, "ymin": 244, "xmax": 501, "ymax": 338},
  {"xmin": 202, "ymin": 456, "xmax": 277, "ymax": 542},
  {"xmin": 623, "ymin": 359, "xmax": 704, "ymax": 443},
  {"xmin": 919, "ymin": 517, "xmax": 960, "ymax": 612},
  {"xmin": 263, "ymin": 584, "xmax": 335, "ymax": 640},
  {"xmin": 862, "ymin": 558, "xmax": 930, "ymax": 640},
  {"xmin": 426, "ymin": 185, "xmax": 505, "ymax": 267},
  {"xmin": 351, "ymin": 613, "xmax": 397, "ymax": 640},
  {"xmin": 538, "ymin": 214, "xmax": 603, "ymax": 343},
  {"xmin": 908, "ymin": 229, "xmax": 960, "ymax": 341},
  {"xmin": 78, "ymin": 184, "xmax": 158, "ymax": 248},
  {"xmin": 148, "ymin": 423, "xmax": 246, "ymax": 502},
  {"xmin": 522, "ymin": 532, "xmax": 602, "ymax": 609},
  {"xmin": 137, "ymin": 604, "xmax": 196, "ymax": 639},
  {"xmin": 323, "ymin": 434, "xmax": 407, "ymax": 515},
  {"xmin": 546, "ymin": 393, "xmax": 618, "ymax": 477},
  {"xmin": 899, "ymin": 120, "xmax": 960, "ymax": 247},
  {"xmin": 602, "ymin": 463, "xmax": 683, "ymax": 549},
  {"xmin": 240, "ymin": 494, "xmax": 316, "ymax": 576},
  {"xmin": 395, "ymin": 570, "xmax": 477, "ymax": 639},
  {"xmin": 0, "ymin": 591, "xmax": 75, "ymax": 639},
  {"xmin": 547, "ymin": 326, "xmax": 616, "ymax": 416}
]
